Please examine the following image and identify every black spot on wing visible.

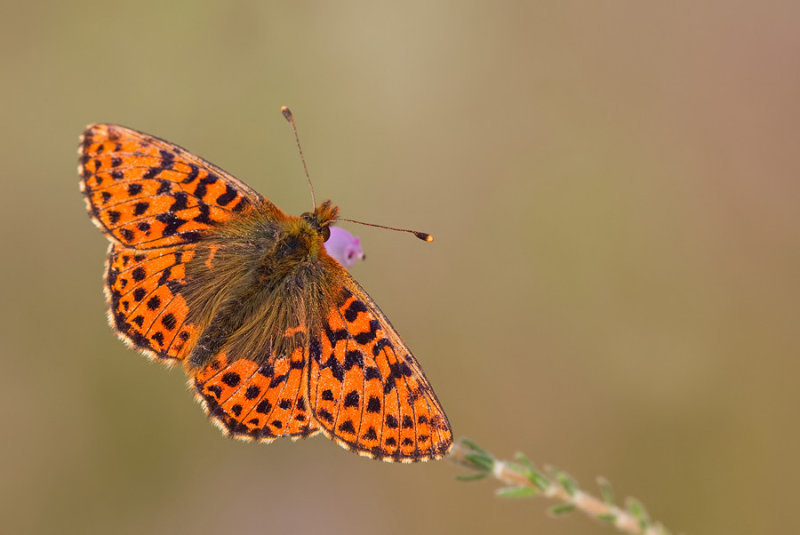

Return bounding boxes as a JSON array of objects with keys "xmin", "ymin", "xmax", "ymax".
[
  {"xmin": 133, "ymin": 202, "xmax": 149, "ymax": 216},
  {"xmin": 131, "ymin": 267, "xmax": 146, "ymax": 281},
  {"xmin": 344, "ymin": 300, "xmax": 368, "ymax": 322},
  {"xmin": 161, "ymin": 313, "xmax": 176, "ymax": 330},
  {"xmin": 365, "ymin": 366, "xmax": 382, "ymax": 381},
  {"xmin": 325, "ymin": 325, "xmax": 349, "ymax": 346},
  {"xmin": 344, "ymin": 350, "xmax": 363, "ymax": 370},
  {"xmin": 322, "ymin": 355, "xmax": 344, "ymax": 382},
  {"xmin": 119, "ymin": 228, "xmax": 134, "ymax": 242},
  {"xmin": 338, "ymin": 420, "xmax": 356, "ymax": 435},
  {"xmin": 372, "ymin": 338, "xmax": 393, "ymax": 357},
  {"xmin": 222, "ymin": 372, "xmax": 241, "ymax": 387},
  {"xmin": 170, "ymin": 192, "xmax": 189, "ymax": 211},
  {"xmin": 343, "ymin": 391, "xmax": 360, "ymax": 408},
  {"xmin": 155, "ymin": 212, "xmax": 187, "ymax": 237},
  {"xmin": 216, "ymin": 184, "xmax": 238, "ymax": 206},
  {"xmin": 193, "ymin": 203, "xmax": 212, "ymax": 225},
  {"xmin": 183, "ymin": 164, "xmax": 199, "ymax": 184},
  {"xmin": 366, "ymin": 396, "xmax": 381, "ymax": 413},
  {"xmin": 353, "ymin": 320, "xmax": 379, "ymax": 344},
  {"xmin": 385, "ymin": 415, "xmax": 399, "ymax": 429}
]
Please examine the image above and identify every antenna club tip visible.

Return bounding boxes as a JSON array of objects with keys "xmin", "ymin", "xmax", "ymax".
[
  {"xmin": 281, "ymin": 106, "xmax": 294, "ymax": 122},
  {"xmin": 416, "ymin": 232, "xmax": 434, "ymax": 242}
]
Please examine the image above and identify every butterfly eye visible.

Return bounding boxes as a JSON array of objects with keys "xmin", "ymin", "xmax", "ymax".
[{"xmin": 321, "ymin": 225, "xmax": 331, "ymax": 241}]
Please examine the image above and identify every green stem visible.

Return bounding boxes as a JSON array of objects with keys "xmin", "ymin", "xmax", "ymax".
[{"xmin": 449, "ymin": 439, "xmax": 673, "ymax": 535}]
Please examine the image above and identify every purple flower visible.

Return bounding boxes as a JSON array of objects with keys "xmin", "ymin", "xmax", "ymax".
[{"xmin": 324, "ymin": 226, "xmax": 365, "ymax": 268}]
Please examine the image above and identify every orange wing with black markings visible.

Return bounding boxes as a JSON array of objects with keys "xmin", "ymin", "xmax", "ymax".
[
  {"xmin": 79, "ymin": 123, "xmax": 268, "ymax": 249},
  {"xmin": 308, "ymin": 281, "xmax": 453, "ymax": 462},
  {"xmin": 193, "ymin": 351, "xmax": 319, "ymax": 441},
  {"xmin": 105, "ymin": 243, "xmax": 197, "ymax": 362}
]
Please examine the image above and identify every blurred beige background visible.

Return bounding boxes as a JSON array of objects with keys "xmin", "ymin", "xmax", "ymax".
[{"xmin": 2, "ymin": 1, "xmax": 798, "ymax": 534}]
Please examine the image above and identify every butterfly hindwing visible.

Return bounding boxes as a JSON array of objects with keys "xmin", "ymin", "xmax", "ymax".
[
  {"xmin": 79, "ymin": 123, "xmax": 266, "ymax": 249},
  {"xmin": 309, "ymin": 280, "xmax": 453, "ymax": 462},
  {"xmin": 105, "ymin": 243, "xmax": 198, "ymax": 362},
  {"xmin": 192, "ymin": 350, "xmax": 319, "ymax": 441}
]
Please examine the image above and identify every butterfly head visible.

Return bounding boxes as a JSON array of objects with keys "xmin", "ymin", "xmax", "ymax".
[{"xmin": 302, "ymin": 200, "xmax": 339, "ymax": 242}]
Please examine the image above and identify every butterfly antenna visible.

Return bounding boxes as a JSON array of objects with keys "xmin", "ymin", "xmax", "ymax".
[
  {"xmin": 336, "ymin": 217, "xmax": 434, "ymax": 242},
  {"xmin": 281, "ymin": 106, "xmax": 316, "ymax": 210}
]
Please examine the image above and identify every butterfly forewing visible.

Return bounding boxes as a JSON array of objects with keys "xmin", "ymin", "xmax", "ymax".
[{"xmin": 79, "ymin": 123, "xmax": 266, "ymax": 249}]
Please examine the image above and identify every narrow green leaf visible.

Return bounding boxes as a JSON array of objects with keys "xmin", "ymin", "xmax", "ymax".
[
  {"xmin": 555, "ymin": 472, "xmax": 579, "ymax": 496},
  {"xmin": 597, "ymin": 477, "xmax": 615, "ymax": 504},
  {"xmin": 627, "ymin": 498, "xmax": 650, "ymax": 521},
  {"xmin": 496, "ymin": 486, "xmax": 537, "ymax": 498},
  {"xmin": 514, "ymin": 452, "xmax": 536, "ymax": 470},
  {"xmin": 513, "ymin": 454, "xmax": 549, "ymax": 491},
  {"xmin": 627, "ymin": 497, "xmax": 651, "ymax": 529},
  {"xmin": 464, "ymin": 452, "xmax": 494, "ymax": 472},
  {"xmin": 597, "ymin": 513, "xmax": 617, "ymax": 524},
  {"xmin": 456, "ymin": 472, "xmax": 489, "ymax": 482},
  {"xmin": 503, "ymin": 461, "xmax": 540, "ymax": 485},
  {"xmin": 549, "ymin": 503, "xmax": 576, "ymax": 516},
  {"xmin": 460, "ymin": 438, "xmax": 489, "ymax": 456},
  {"xmin": 528, "ymin": 471, "xmax": 551, "ymax": 492}
]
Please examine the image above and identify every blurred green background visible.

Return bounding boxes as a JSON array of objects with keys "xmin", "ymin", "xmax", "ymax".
[{"xmin": 2, "ymin": 1, "xmax": 798, "ymax": 534}]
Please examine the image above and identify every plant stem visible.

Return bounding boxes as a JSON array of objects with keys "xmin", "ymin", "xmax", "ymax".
[{"xmin": 449, "ymin": 440, "xmax": 672, "ymax": 535}]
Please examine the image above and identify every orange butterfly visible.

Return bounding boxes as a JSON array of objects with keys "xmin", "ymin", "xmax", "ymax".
[{"xmin": 78, "ymin": 114, "xmax": 452, "ymax": 462}]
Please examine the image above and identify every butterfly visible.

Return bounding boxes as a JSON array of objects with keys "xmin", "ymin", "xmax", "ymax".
[{"xmin": 78, "ymin": 118, "xmax": 452, "ymax": 462}]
